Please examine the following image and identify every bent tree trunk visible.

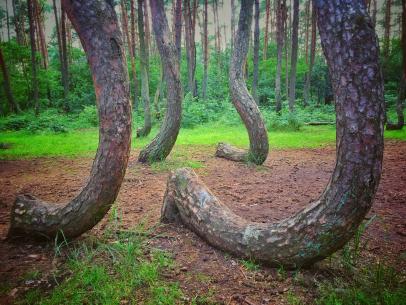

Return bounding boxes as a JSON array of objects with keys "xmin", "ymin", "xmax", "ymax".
[
  {"xmin": 8, "ymin": 0, "xmax": 132, "ymax": 239},
  {"xmin": 138, "ymin": 0, "xmax": 182, "ymax": 163},
  {"xmin": 163, "ymin": 0, "xmax": 385, "ymax": 268},
  {"xmin": 215, "ymin": 0, "xmax": 269, "ymax": 165}
]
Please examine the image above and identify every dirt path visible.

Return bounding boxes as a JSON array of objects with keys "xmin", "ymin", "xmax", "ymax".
[{"xmin": 1, "ymin": 141, "xmax": 405, "ymax": 304}]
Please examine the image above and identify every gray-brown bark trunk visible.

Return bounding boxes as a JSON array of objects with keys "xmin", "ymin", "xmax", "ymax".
[
  {"xmin": 252, "ymin": 0, "xmax": 260, "ymax": 104},
  {"xmin": 137, "ymin": 0, "xmax": 152, "ymax": 137},
  {"xmin": 215, "ymin": 0, "xmax": 269, "ymax": 165},
  {"xmin": 288, "ymin": 0, "xmax": 299, "ymax": 112},
  {"xmin": 0, "ymin": 45, "xmax": 21, "ymax": 113},
  {"xmin": 162, "ymin": 0, "xmax": 385, "ymax": 269},
  {"xmin": 275, "ymin": 0, "xmax": 286, "ymax": 113},
  {"xmin": 138, "ymin": 0, "xmax": 182, "ymax": 163},
  {"xmin": 202, "ymin": 0, "xmax": 208, "ymax": 99},
  {"xmin": 28, "ymin": 0, "xmax": 39, "ymax": 115},
  {"xmin": 8, "ymin": 0, "xmax": 132, "ymax": 240}
]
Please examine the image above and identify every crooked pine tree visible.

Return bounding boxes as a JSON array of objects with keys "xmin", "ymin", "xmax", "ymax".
[
  {"xmin": 162, "ymin": 0, "xmax": 385, "ymax": 268},
  {"xmin": 215, "ymin": 0, "xmax": 269, "ymax": 165},
  {"xmin": 8, "ymin": 0, "xmax": 132, "ymax": 239}
]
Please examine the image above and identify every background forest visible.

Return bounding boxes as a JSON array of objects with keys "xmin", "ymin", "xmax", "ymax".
[{"xmin": 0, "ymin": 0, "xmax": 404, "ymax": 135}]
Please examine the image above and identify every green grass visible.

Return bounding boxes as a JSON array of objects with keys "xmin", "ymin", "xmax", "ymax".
[
  {"xmin": 0, "ymin": 124, "xmax": 405, "ymax": 159},
  {"xmin": 18, "ymin": 217, "xmax": 183, "ymax": 305}
]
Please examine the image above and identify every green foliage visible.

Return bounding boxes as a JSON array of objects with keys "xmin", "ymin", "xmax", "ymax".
[{"xmin": 316, "ymin": 263, "xmax": 406, "ymax": 305}]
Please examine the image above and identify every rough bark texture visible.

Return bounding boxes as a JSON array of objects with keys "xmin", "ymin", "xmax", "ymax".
[
  {"xmin": 163, "ymin": 0, "xmax": 385, "ymax": 268},
  {"xmin": 8, "ymin": 0, "xmax": 132, "ymax": 240},
  {"xmin": 303, "ymin": 2, "xmax": 316, "ymax": 107},
  {"xmin": 202, "ymin": 0, "xmax": 208, "ymax": 99},
  {"xmin": 174, "ymin": 0, "xmax": 182, "ymax": 63},
  {"xmin": 138, "ymin": 0, "xmax": 182, "ymax": 163},
  {"xmin": 252, "ymin": 0, "xmax": 260, "ymax": 104},
  {"xmin": 383, "ymin": 0, "xmax": 392, "ymax": 62},
  {"xmin": 288, "ymin": 0, "xmax": 299, "ymax": 112},
  {"xmin": 231, "ymin": 0, "xmax": 236, "ymax": 50},
  {"xmin": 0, "ymin": 45, "xmax": 20, "ymax": 113},
  {"xmin": 61, "ymin": 7, "xmax": 70, "ymax": 110},
  {"xmin": 184, "ymin": 0, "xmax": 198, "ymax": 97},
  {"xmin": 137, "ymin": 0, "xmax": 152, "ymax": 137},
  {"xmin": 215, "ymin": 0, "xmax": 269, "ymax": 165},
  {"xmin": 275, "ymin": 0, "xmax": 286, "ymax": 113},
  {"xmin": 28, "ymin": 0, "xmax": 39, "ymax": 115},
  {"xmin": 263, "ymin": 0, "xmax": 270, "ymax": 60}
]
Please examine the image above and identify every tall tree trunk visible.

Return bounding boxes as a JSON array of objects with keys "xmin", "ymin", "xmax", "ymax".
[
  {"xmin": 263, "ymin": 0, "xmax": 270, "ymax": 60},
  {"xmin": 202, "ymin": 0, "xmax": 209, "ymax": 99},
  {"xmin": 27, "ymin": 0, "xmax": 39, "ymax": 115},
  {"xmin": 252, "ymin": 0, "xmax": 260, "ymax": 104},
  {"xmin": 34, "ymin": 0, "xmax": 48, "ymax": 69},
  {"xmin": 130, "ymin": 0, "xmax": 140, "ymax": 111},
  {"xmin": 215, "ymin": 0, "xmax": 269, "ymax": 165},
  {"xmin": 162, "ymin": 0, "xmax": 385, "ymax": 269},
  {"xmin": 288, "ymin": 0, "xmax": 299, "ymax": 112},
  {"xmin": 137, "ymin": 0, "xmax": 152, "ymax": 137},
  {"xmin": 183, "ymin": 0, "xmax": 197, "ymax": 97},
  {"xmin": 8, "ymin": 0, "xmax": 132, "ymax": 240},
  {"xmin": 387, "ymin": 0, "xmax": 405, "ymax": 130},
  {"xmin": 121, "ymin": 0, "xmax": 139, "ymax": 109},
  {"xmin": 138, "ymin": 0, "xmax": 183, "ymax": 163},
  {"xmin": 61, "ymin": 7, "xmax": 70, "ymax": 111},
  {"xmin": 174, "ymin": 0, "xmax": 182, "ymax": 63},
  {"xmin": 371, "ymin": 0, "xmax": 377, "ymax": 27},
  {"xmin": 285, "ymin": 0, "xmax": 290, "ymax": 99},
  {"xmin": 231, "ymin": 0, "xmax": 236, "ymax": 50},
  {"xmin": 274, "ymin": 0, "xmax": 286, "ymax": 113},
  {"xmin": 303, "ymin": 2, "xmax": 316, "ymax": 107},
  {"xmin": 0, "ymin": 45, "xmax": 21, "ymax": 113},
  {"xmin": 383, "ymin": 0, "xmax": 392, "ymax": 63},
  {"xmin": 6, "ymin": 0, "xmax": 11, "ymax": 41},
  {"xmin": 144, "ymin": 0, "xmax": 151, "ymax": 54}
]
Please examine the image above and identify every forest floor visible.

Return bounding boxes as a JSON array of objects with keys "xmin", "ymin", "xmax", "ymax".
[{"xmin": 0, "ymin": 140, "xmax": 405, "ymax": 304}]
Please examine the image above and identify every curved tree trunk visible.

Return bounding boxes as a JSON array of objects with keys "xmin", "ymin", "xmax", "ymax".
[
  {"xmin": 8, "ymin": 0, "xmax": 132, "ymax": 240},
  {"xmin": 163, "ymin": 0, "xmax": 385, "ymax": 268},
  {"xmin": 215, "ymin": 0, "xmax": 269, "ymax": 165},
  {"xmin": 138, "ymin": 0, "xmax": 182, "ymax": 164},
  {"xmin": 137, "ymin": 0, "xmax": 152, "ymax": 138}
]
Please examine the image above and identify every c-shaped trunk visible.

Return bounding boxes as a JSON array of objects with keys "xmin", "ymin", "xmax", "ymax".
[
  {"xmin": 215, "ymin": 0, "xmax": 269, "ymax": 165},
  {"xmin": 162, "ymin": 0, "xmax": 385, "ymax": 268},
  {"xmin": 8, "ymin": 0, "xmax": 132, "ymax": 239},
  {"xmin": 138, "ymin": 0, "xmax": 182, "ymax": 163}
]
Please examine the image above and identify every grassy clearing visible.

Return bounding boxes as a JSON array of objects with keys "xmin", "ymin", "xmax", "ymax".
[
  {"xmin": 1, "ymin": 123, "xmax": 405, "ymax": 160},
  {"xmin": 18, "ymin": 210, "xmax": 183, "ymax": 305}
]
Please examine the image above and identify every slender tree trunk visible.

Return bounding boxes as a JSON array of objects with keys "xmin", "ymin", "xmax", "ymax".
[
  {"xmin": 285, "ymin": 0, "xmax": 290, "ymax": 99},
  {"xmin": 138, "ymin": 0, "xmax": 183, "ymax": 163},
  {"xmin": 162, "ymin": 0, "xmax": 385, "ymax": 269},
  {"xmin": 231, "ymin": 0, "xmax": 236, "ymax": 50},
  {"xmin": 215, "ymin": 0, "xmax": 269, "ymax": 165},
  {"xmin": 183, "ymin": 0, "xmax": 197, "ymax": 97},
  {"xmin": 303, "ymin": 2, "xmax": 316, "ymax": 107},
  {"xmin": 174, "ymin": 0, "xmax": 182, "ymax": 63},
  {"xmin": 137, "ymin": 0, "xmax": 152, "ymax": 137},
  {"xmin": 387, "ymin": 0, "xmax": 405, "ymax": 130},
  {"xmin": 0, "ymin": 45, "xmax": 21, "ymax": 113},
  {"xmin": 121, "ymin": 0, "xmax": 139, "ymax": 108},
  {"xmin": 9, "ymin": 0, "xmax": 132, "ymax": 240},
  {"xmin": 383, "ymin": 0, "xmax": 392, "ymax": 62},
  {"xmin": 202, "ymin": 0, "xmax": 208, "ymax": 99},
  {"xmin": 130, "ymin": 0, "xmax": 140, "ymax": 111},
  {"xmin": 371, "ymin": 0, "xmax": 377, "ymax": 27},
  {"xmin": 275, "ymin": 0, "xmax": 286, "ymax": 113},
  {"xmin": 61, "ymin": 7, "xmax": 70, "ymax": 111},
  {"xmin": 144, "ymin": 0, "xmax": 151, "ymax": 53},
  {"xmin": 34, "ymin": 0, "xmax": 48, "ymax": 69},
  {"xmin": 27, "ymin": 0, "xmax": 39, "ymax": 115},
  {"xmin": 6, "ymin": 0, "xmax": 11, "ymax": 41},
  {"xmin": 263, "ymin": 0, "xmax": 270, "ymax": 60},
  {"xmin": 288, "ymin": 0, "xmax": 299, "ymax": 112},
  {"xmin": 252, "ymin": 0, "xmax": 260, "ymax": 104}
]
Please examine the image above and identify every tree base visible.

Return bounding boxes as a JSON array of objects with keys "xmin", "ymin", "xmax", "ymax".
[{"xmin": 215, "ymin": 142, "xmax": 248, "ymax": 162}]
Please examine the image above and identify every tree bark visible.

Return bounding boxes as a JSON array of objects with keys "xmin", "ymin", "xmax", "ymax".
[
  {"xmin": 252, "ymin": 0, "xmax": 260, "ymax": 104},
  {"xmin": 386, "ymin": 0, "xmax": 405, "ymax": 130},
  {"xmin": 27, "ymin": 0, "xmax": 39, "ymax": 115},
  {"xmin": 288, "ymin": 0, "xmax": 299, "ymax": 112},
  {"xmin": 6, "ymin": 0, "xmax": 11, "ymax": 41},
  {"xmin": 34, "ymin": 0, "xmax": 48, "ymax": 69},
  {"xmin": 263, "ymin": 0, "xmax": 270, "ymax": 60},
  {"xmin": 275, "ymin": 0, "xmax": 286, "ymax": 113},
  {"xmin": 184, "ymin": 0, "xmax": 198, "ymax": 97},
  {"xmin": 303, "ymin": 2, "xmax": 316, "ymax": 107},
  {"xmin": 215, "ymin": 0, "xmax": 269, "ymax": 165},
  {"xmin": 136, "ymin": 0, "xmax": 152, "ymax": 137},
  {"xmin": 0, "ymin": 45, "xmax": 21, "ymax": 113},
  {"xmin": 383, "ymin": 0, "xmax": 392, "ymax": 63},
  {"xmin": 231, "ymin": 0, "xmax": 236, "ymax": 50},
  {"xmin": 174, "ymin": 0, "xmax": 182, "ymax": 63},
  {"xmin": 8, "ymin": 0, "xmax": 132, "ymax": 240},
  {"xmin": 202, "ymin": 0, "xmax": 208, "ymax": 99},
  {"xmin": 162, "ymin": 0, "xmax": 385, "ymax": 268},
  {"xmin": 61, "ymin": 7, "xmax": 70, "ymax": 111},
  {"xmin": 138, "ymin": 0, "xmax": 182, "ymax": 163}
]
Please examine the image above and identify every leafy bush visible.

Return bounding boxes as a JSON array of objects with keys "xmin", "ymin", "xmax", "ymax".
[
  {"xmin": 75, "ymin": 105, "xmax": 99, "ymax": 128},
  {"xmin": 0, "ymin": 112, "xmax": 35, "ymax": 131},
  {"xmin": 25, "ymin": 109, "xmax": 69, "ymax": 133},
  {"xmin": 263, "ymin": 110, "xmax": 304, "ymax": 131}
]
